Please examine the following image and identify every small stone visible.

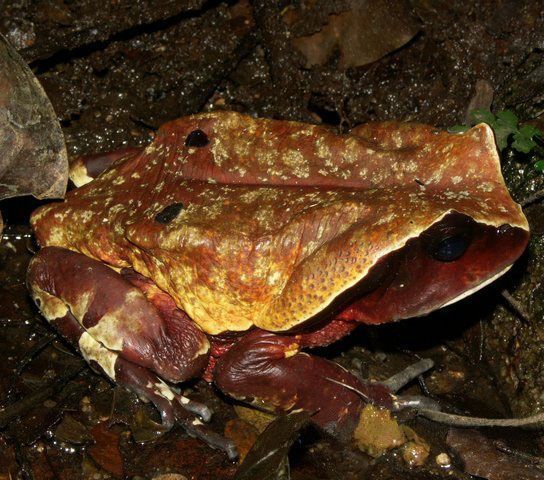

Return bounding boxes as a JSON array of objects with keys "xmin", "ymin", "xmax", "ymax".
[
  {"xmin": 400, "ymin": 426, "xmax": 430, "ymax": 467},
  {"xmin": 435, "ymin": 452, "xmax": 451, "ymax": 467},
  {"xmin": 401, "ymin": 441, "xmax": 430, "ymax": 467}
]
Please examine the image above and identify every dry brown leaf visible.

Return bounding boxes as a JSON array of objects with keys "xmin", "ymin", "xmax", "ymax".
[
  {"xmin": 447, "ymin": 429, "xmax": 544, "ymax": 479},
  {"xmin": 224, "ymin": 418, "xmax": 260, "ymax": 463},
  {"xmin": 0, "ymin": 33, "xmax": 67, "ymax": 234},
  {"xmin": 88, "ymin": 423, "xmax": 124, "ymax": 478},
  {"xmin": 234, "ymin": 404, "xmax": 276, "ymax": 433},
  {"xmin": 291, "ymin": 0, "xmax": 420, "ymax": 68}
]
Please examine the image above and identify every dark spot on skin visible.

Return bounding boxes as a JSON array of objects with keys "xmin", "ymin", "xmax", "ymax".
[
  {"xmin": 185, "ymin": 129, "xmax": 209, "ymax": 147},
  {"xmin": 155, "ymin": 203, "xmax": 185, "ymax": 224}
]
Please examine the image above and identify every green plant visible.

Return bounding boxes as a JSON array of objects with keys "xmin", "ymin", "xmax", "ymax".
[{"xmin": 451, "ymin": 109, "xmax": 544, "ymax": 170}]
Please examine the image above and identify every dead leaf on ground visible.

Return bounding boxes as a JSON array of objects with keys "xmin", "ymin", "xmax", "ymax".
[
  {"xmin": 88, "ymin": 423, "xmax": 124, "ymax": 478},
  {"xmin": 447, "ymin": 428, "xmax": 544, "ymax": 479},
  {"xmin": 54, "ymin": 414, "xmax": 92, "ymax": 446},
  {"xmin": 0, "ymin": 33, "xmax": 67, "ymax": 234},
  {"xmin": 290, "ymin": 0, "xmax": 420, "ymax": 69},
  {"xmin": 233, "ymin": 411, "xmax": 310, "ymax": 480},
  {"xmin": 224, "ymin": 418, "xmax": 260, "ymax": 463},
  {"xmin": 234, "ymin": 404, "xmax": 276, "ymax": 433}
]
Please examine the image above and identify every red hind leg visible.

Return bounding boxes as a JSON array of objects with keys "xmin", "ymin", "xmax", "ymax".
[
  {"xmin": 27, "ymin": 246, "xmax": 209, "ymax": 383},
  {"xmin": 27, "ymin": 246, "xmax": 238, "ymax": 458},
  {"xmin": 213, "ymin": 329, "xmax": 394, "ymax": 440}
]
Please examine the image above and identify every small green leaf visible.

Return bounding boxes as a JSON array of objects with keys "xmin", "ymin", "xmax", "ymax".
[
  {"xmin": 469, "ymin": 109, "xmax": 495, "ymax": 125},
  {"xmin": 518, "ymin": 124, "xmax": 542, "ymax": 140},
  {"xmin": 496, "ymin": 110, "xmax": 519, "ymax": 130},
  {"xmin": 533, "ymin": 160, "xmax": 544, "ymax": 171},
  {"xmin": 511, "ymin": 124, "xmax": 543, "ymax": 154},
  {"xmin": 493, "ymin": 124, "xmax": 516, "ymax": 151},
  {"xmin": 511, "ymin": 134, "xmax": 536, "ymax": 154},
  {"xmin": 455, "ymin": 109, "xmax": 543, "ymax": 159}
]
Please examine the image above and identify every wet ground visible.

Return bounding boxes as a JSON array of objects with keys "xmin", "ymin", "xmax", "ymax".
[{"xmin": 2, "ymin": 0, "xmax": 544, "ymax": 478}]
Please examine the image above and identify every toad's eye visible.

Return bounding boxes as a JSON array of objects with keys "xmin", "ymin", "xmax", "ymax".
[
  {"xmin": 421, "ymin": 214, "xmax": 474, "ymax": 262},
  {"xmin": 428, "ymin": 234, "xmax": 469, "ymax": 262}
]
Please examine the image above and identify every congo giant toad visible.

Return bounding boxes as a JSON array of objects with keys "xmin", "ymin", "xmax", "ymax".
[{"xmin": 27, "ymin": 111, "xmax": 529, "ymax": 457}]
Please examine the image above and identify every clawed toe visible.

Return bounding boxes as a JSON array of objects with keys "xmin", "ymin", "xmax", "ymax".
[
  {"xmin": 172, "ymin": 403, "xmax": 238, "ymax": 461},
  {"xmin": 115, "ymin": 359, "xmax": 238, "ymax": 459},
  {"xmin": 345, "ymin": 357, "xmax": 437, "ymax": 411},
  {"xmin": 146, "ymin": 381, "xmax": 238, "ymax": 460}
]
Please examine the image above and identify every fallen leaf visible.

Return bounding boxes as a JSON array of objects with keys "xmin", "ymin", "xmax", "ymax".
[
  {"xmin": 291, "ymin": 0, "xmax": 420, "ymax": 68},
  {"xmin": 447, "ymin": 429, "xmax": 544, "ymax": 479},
  {"xmin": 234, "ymin": 404, "xmax": 276, "ymax": 433},
  {"xmin": 54, "ymin": 414, "xmax": 92, "ymax": 445},
  {"xmin": 0, "ymin": 33, "xmax": 67, "ymax": 234},
  {"xmin": 88, "ymin": 423, "xmax": 124, "ymax": 479},
  {"xmin": 233, "ymin": 411, "xmax": 310, "ymax": 480},
  {"xmin": 224, "ymin": 418, "xmax": 260, "ymax": 462}
]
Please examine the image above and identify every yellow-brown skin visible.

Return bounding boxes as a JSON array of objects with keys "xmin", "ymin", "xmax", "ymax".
[{"xmin": 31, "ymin": 112, "xmax": 529, "ymax": 335}]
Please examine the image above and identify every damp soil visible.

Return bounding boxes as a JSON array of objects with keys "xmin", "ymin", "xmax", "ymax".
[{"xmin": 2, "ymin": 1, "xmax": 544, "ymax": 478}]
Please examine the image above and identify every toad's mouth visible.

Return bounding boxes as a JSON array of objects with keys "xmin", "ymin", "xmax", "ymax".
[{"xmin": 297, "ymin": 212, "xmax": 529, "ymax": 329}]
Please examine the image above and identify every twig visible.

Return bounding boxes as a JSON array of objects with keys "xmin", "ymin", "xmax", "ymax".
[
  {"xmin": 501, "ymin": 289, "xmax": 532, "ymax": 323},
  {"xmin": 0, "ymin": 361, "xmax": 84, "ymax": 428},
  {"xmin": 493, "ymin": 440, "xmax": 544, "ymax": 466},
  {"xmin": 520, "ymin": 187, "xmax": 544, "ymax": 207},
  {"xmin": 14, "ymin": 333, "xmax": 56, "ymax": 375}
]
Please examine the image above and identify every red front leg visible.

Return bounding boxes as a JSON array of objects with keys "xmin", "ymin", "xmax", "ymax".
[
  {"xmin": 213, "ymin": 329, "xmax": 394, "ymax": 440},
  {"xmin": 27, "ymin": 246, "xmax": 209, "ymax": 383}
]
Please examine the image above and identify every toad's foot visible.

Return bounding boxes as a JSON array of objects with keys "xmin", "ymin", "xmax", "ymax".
[
  {"xmin": 114, "ymin": 356, "xmax": 237, "ymax": 460},
  {"xmin": 27, "ymin": 246, "xmax": 237, "ymax": 460}
]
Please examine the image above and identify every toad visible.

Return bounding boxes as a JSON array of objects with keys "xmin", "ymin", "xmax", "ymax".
[{"xmin": 27, "ymin": 111, "xmax": 529, "ymax": 458}]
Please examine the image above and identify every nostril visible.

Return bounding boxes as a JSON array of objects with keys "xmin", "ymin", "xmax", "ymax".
[
  {"xmin": 185, "ymin": 129, "xmax": 209, "ymax": 147},
  {"xmin": 155, "ymin": 202, "xmax": 185, "ymax": 224}
]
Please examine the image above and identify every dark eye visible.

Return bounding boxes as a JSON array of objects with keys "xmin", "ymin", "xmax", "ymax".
[
  {"xmin": 429, "ymin": 235, "xmax": 469, "ymax": 262},
  {"xmin": 421, "ymin": 213, "xmax": 474, "ymax": 262}
]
